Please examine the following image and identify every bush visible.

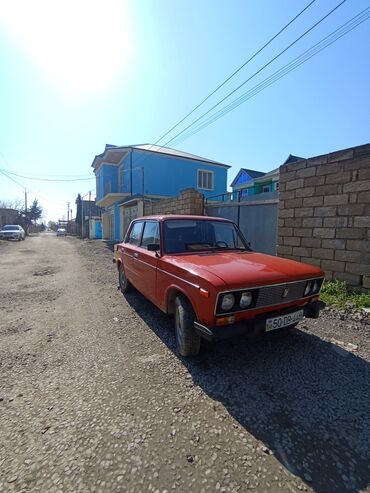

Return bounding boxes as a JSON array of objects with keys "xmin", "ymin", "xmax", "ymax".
[{"xmin": 320, "ymin": 280, "xmax": 370, "ymax": 309}]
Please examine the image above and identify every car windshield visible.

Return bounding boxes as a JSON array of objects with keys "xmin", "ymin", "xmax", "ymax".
[
  {"xmin": 2, "ymin": 225, "xmax": 19, "ymax": 230},
  {"xmin": 163, "ymin": 219, "xmax": 249, "ymax": 254}
]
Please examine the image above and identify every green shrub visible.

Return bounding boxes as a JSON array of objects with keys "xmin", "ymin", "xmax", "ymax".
[{"xmin": 320, "ymin": 280, "xmax": 370, "ymax": 309}]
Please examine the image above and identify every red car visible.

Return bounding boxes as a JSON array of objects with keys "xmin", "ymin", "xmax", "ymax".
[{"xmin": 114, "ymin": 215, "xmax": 325, "ymax": 357}]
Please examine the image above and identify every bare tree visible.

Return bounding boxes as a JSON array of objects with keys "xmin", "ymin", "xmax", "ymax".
[{"xmin": 0, "ymin": 199, "xmax": 23, "ymax": 210}]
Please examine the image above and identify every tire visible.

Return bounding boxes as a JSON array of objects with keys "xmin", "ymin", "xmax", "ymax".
[
  {"xmin": 174, "ymin": 296, "xmax": 201, "ymax": 357},
  {"xmin": 118, "ymin": 264, "xmax": 131, "ymax": 294}
]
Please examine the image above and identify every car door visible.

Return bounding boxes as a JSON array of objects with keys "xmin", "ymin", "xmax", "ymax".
[
  {"xmin": 133, "ymin": 220, "xmax": 160, "ymax": 303},
  {"xmin": 122, "ymin": 220, "xmax": 144, "ymax": 289}
]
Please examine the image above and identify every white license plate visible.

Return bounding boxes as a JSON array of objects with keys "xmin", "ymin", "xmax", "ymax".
[{"xmin": 266, "ymin": 310, "xmax": 304, "ymax": 332}]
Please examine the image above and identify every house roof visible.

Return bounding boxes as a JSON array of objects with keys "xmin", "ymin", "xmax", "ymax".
[
  {"xmin": 91, "ymin": 143, "xmax": 230, "ymax": 169},
  {"xmin": 283, "ymin": 154, "xmax": 305, "ymax": 165},
  {"xmin": 230, "ymin": 168, "xmax": 266, "ymax": 187}
]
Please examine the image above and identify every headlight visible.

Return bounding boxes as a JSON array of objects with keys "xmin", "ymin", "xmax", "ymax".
[
  {"xmin": 240, "ymin": 291, "xmax": 252, "ymax": 308},
  {"xmin": 312, "ymin": 280, "xmax": 318, "ymax": 293},
  {"xmin": 221, "ymin": 293, "xmax": 235, "ymax": 311},
  {"xmin": 304, "ymin": 281, "xmax": 312, "ymax": 296}
]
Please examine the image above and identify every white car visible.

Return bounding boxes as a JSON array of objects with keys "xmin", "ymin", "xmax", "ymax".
[
  {"xmin": 0, "ymin": 224, "xmax": 25, "ymax": 241},
  {"xmin": 56, "ymin": 228, "xmax": 67, "ymax": 237}
]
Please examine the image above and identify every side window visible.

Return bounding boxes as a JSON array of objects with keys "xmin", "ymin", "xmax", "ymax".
[
  {"xmin": 127, "ymin": 221, "xmax": 144, "ymax": 246},
  {"xmin": 141, "ymin": 221, "xmax": 160, "ymax": 248}
]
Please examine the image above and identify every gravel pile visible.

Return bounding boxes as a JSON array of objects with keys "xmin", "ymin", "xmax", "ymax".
[{"xmin": 0, "ymin": 235, "xmax": 369, "ymax": 492}]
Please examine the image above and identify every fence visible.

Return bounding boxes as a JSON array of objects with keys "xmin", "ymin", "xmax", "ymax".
[
  {"xmin": 206, "ymin": 193, "xmax": 278, "ymax": 255},
  {"xmin": 278, "ymin": 143, "xmax": 370, "ymax": 289}
]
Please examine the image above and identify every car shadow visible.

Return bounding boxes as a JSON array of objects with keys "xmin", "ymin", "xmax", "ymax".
[{"xmin": 123, "ymin": 290, "xmax": 370, "ymax": 493}]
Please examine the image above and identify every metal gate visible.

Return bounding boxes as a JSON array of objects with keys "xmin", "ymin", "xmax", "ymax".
[
  {"xmin": 121, "ymin": 205, "xmax": 138, "ymax": 240},
  {"xmin": 206, "ymin": 196, "xmax": 278, "ymax": 255}
]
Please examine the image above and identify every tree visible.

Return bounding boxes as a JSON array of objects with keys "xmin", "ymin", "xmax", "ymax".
[
  {"xmin": 28, "ymin": 199, "xmax": 43, "ymax": 224},
  {"xmin": 75, "ymin": 194, "xmax": 82, "ymax": 225},
  {"xmin": 0, "ymin": 199, "xmax": 23, "ymax": 210},
  {"xmin": 19, "ymin": 199, "xmax": 43, "ymax": 234},
  {"xmin": 48, "ymin": 220, "xmax": 58, "ymax": 231}
]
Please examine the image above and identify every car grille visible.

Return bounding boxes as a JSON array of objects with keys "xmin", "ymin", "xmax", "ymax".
[
  {"xmin": 216, "ymin": 278, "xmax": 324, "ymax": 315},
  {"xmin": 255, "ymin": 280, "xmax": 308, "ymax": 308}
]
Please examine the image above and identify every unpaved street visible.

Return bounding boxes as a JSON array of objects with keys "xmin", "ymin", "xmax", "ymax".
[{"xmin": 0, "ymin": 234, "xmax": 369, "ymax": 493}]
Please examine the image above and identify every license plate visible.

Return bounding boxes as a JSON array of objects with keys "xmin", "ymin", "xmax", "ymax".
[{"xmin": 266, "ymin": 310, "xmax": 303, "ymax": 332}]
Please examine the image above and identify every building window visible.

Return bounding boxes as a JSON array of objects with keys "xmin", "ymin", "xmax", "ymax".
[
  {"xmin": 275, "ymin": 182, "xmax": 279, "ymax": 191},
  {"xmin": 262, "ymin": 185, "xmax": 271, "ymax": 193},
  {"xmin": 197, "ymin": 170, "xmax": 214, "ymax": 190}
]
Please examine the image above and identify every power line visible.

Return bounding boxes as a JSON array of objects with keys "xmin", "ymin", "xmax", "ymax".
[
  {"xmin": 170, "ymin": 7, "xmax": 370, "ymax": 146},
  {"xmin": 129, "ymin": 0, "xmax": 319, "ymax": 173},
  {"xmin": 162, "ymin": 0, "xmax": 347, "ymax": 148},
  {"xmin": 0, "ymin": 169, "xmax": 67, "ymax": 206},
  {"xmin": 0, "ymin": 151, "xmax": 92, "ymax": 179},
  {"xmin": 150, "ymin": 0, "xmax": 318, "ymax": 148},
  {"xmin": 0, "ymin": 169, "xmax": 95, "ymax": 182}
]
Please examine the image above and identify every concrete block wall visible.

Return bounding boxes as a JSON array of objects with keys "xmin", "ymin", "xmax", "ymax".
[
  {"xmin": 144, "ymin": 188, "xmax": 204, "ymax": 216},
  {"xmin": 277, "ymin": 144, "xmax": 370, "ymax": 290}
]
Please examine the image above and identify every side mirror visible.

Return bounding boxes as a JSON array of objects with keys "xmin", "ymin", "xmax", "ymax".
[{"xmin": 147, "ymin": 243, "xmax": 160, "ymax": 252}]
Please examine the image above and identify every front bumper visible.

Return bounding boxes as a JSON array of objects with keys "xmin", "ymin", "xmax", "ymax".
[
  {"xmin": 0, "ymin": 234, "xmax": 20, "ymax": 239},
  {"xmin": 194, "ymin": 300, "xmax": 326, "ymax": 341}
]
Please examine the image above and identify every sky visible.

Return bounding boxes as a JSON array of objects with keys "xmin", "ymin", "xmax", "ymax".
[{"xmin": 0, "ymin": 0, "xmax": 369, "ymax": 222}]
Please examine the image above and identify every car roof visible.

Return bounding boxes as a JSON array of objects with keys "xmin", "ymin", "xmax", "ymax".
[
  {"xmin": 3, "ymin": 224, "xmax": 21, "ymax": 228},
  {"xmin": 132, "ymin": 214, "xmax": 234, "ymax": 223}
]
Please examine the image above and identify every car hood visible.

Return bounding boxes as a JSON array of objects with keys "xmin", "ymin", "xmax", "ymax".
[
  {"xmin": 164, "ymin": 250, "xmax": 323, "ymax": 288},
  {"xmin": 0, "ymin": 229, "xmax": 20, "ymax": 233}
]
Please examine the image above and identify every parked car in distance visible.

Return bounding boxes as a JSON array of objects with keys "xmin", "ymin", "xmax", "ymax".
[
  {"xmin": 114, "ymin": 215, "xmax": 325, "ymax": 357},
  {"xmin": 0, "ymin": 224, "xmax": 25, "ymax": 241},
  {"xmin": 56, "ymin": 228, "xmax": 67, "ymax": 236}
]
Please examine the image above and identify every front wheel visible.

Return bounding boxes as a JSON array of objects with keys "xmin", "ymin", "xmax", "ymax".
[
  {"xmin": 118, "ymin": 265, "xmax": 131, "ymax": 294},
  {"xmin": 174, "ymin": 296, "xmax": 201, "ymax": 357}
]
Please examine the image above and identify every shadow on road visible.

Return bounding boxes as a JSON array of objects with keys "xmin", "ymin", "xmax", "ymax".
[{"xmin": 123, "ymin": 290, "xmax": 370, "ymax": 493}]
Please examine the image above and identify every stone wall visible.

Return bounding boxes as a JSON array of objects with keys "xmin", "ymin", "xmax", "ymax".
[
  {"xmin": 277, "ymin": 143, "xmax": 370, "ymax": 290},
  {"xmin": 144, "ymin": 188, "xmax": 204, "ymax": 216}
]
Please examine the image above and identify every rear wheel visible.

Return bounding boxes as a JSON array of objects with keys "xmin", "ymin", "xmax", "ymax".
[
  {"xmin": 174, "ymin": 296, "xmax": 201, "ymax": 357},
  {"xmin": 118, "ymin": 265, "xmax": 131, "ymax": 294}
]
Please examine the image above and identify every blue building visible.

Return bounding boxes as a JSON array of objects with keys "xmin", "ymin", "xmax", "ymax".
[
  {"xmin": 230, "ymin": 156, "xmax": 303, "ymax": 199},
  {"xmin": 91, "ymin": 144, "xmax": 230, "ymax": 240}
]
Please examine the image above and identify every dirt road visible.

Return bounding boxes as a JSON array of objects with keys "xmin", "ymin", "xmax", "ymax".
[{"xmin": 0, "ymin": 234, "xmax": 369, "ymax": 493}]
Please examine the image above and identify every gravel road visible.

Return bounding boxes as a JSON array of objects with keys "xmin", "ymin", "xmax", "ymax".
[{"xmin": 0, "ymin": 234, "xmax": 369, "ymax": 493}]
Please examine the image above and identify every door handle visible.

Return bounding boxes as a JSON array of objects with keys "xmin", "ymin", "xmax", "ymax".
[{"xmin": 133, "ymin": 252, "xmax": 139, "ymax": 258}]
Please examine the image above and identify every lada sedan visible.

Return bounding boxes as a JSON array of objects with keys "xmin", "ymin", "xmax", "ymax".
[{"xmin": 114, "ymin": 215, "xmax": 325, "ymax": 356}]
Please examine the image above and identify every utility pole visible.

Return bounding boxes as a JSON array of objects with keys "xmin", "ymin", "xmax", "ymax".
[
  {"xmin": 24, "ymin": 189, "xmax": 28, "ymax": 236},
  {"xmin": 67, "ymin": 202, "xmax": 70, "ymax": 222},
  {"xmin": 88, "ymin": 191, "xmax": 91, "ymax": 240},
  {"xmin": 81, "ymin": 198, "xmax": 84, "ymax": 239}
]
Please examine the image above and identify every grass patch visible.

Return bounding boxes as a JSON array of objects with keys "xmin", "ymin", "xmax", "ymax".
[{"xmin": 320, "ymin": 280, "xmax": 370, "ymax": 310}]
